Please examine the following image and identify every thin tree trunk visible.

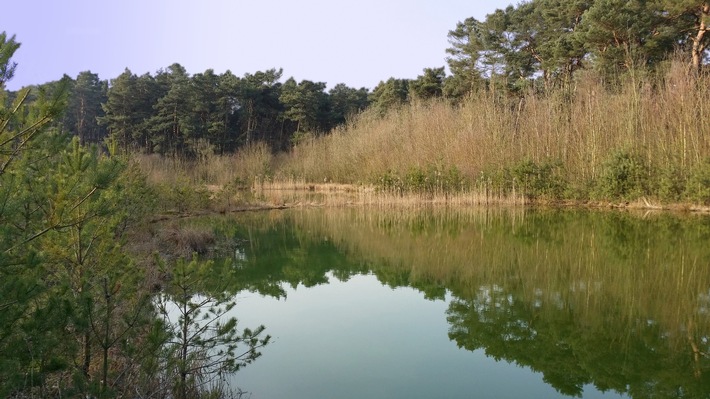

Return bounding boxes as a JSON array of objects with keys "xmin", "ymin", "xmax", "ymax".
[
  {"xmin": 180, "ymin": 295, "xmax": 189, "ymax": 399},
  {"xmin": 78, "ymin": 97, "xmax": 86, "ymax": 144},
  {"xmin": 83, "ymin": 331, "xmax": 91, "ymax": 378},
  {"xmin": 101, "ymin": 278, "xmax": 112, "ymax": 396},
  {"xmin": 691, "ymin": 3, "xmax": 709, "ymax": 72}
]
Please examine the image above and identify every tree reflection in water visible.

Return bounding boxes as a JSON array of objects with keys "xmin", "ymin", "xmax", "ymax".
[{"xmin": 190, "ymin": 208, "xmax": 710, "ymax": 398}]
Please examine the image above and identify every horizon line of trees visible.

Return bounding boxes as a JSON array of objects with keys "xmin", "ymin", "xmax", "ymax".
[{"xmin": 8, "ymin": 0, "xmax": 710, "ymax": 158}]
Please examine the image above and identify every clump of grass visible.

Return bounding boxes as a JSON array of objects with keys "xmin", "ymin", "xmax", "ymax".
[
  {"xmin": 153, "ymin": 180, "xmax": 211, "ymax": 214},
  {"xmin": 134, "ymin": 153, "xmax": 190, "ymax": 186},
  {"xmin": 229, "ymin": 141, "xmax": 273, "ymax": 187},
  {"xmin": 175, "ymin": 227, "xmax": 216, "ymax": 255},
  {"xmin": 151, "ymin": 224, "xmax": 217, "ymax": 259}
]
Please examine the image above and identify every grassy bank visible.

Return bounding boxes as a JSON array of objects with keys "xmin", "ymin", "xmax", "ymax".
[{"xmin": 136, "ymin": 62, "xmax": 710, "ymax": 210}]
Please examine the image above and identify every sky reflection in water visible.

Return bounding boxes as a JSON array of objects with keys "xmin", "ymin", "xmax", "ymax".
[{"xmin": 232, "ymin": 273, "xmax": 626, "ymax": 399}]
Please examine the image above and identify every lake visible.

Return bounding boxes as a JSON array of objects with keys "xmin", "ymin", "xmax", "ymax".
[{"xmin": 191, "ymin": 207, "xmax": 710, "ymax": 398}]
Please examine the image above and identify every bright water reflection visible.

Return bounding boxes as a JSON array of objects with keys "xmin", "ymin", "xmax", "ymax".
[
  {"xmin": 194, "ymin": 208, "xmax": 710, "ymax": 398},
  {"xmin": 233, "ymin": 273, "xmax": 625, "ymax": 399}
]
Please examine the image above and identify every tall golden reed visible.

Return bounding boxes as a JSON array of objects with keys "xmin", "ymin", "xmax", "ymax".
[
  {"xmin": 135, "ymin": 141, "xmax": 272, "ymax": 187},
  {"xmin": 276, "ymin": 62, "xmax": 709, "ymax": 195}
]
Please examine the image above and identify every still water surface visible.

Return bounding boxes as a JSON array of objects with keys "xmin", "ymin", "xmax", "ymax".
[{"xmin": 195, "ymin": 207, "xmax": 710, "ymax": 398}]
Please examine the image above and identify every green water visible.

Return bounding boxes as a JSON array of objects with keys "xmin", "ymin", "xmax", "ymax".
[{"xmin": 194, "ymin": 207, "xmax": 710, "ymax": 398}]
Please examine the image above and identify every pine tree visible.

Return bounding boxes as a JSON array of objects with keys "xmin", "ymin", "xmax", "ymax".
[
  {"xmin": 68, "ymin": 71, "xmax": 108, "ymax": 144},
  {"xmin": 445, "ymin": 17, "xmax": 487, "ymax": 98},
  {"xmin": 410, "ymin": 67, "xmax": 446, "ymax": 100},
  {"xmin": 156, "ymin": 256, "xmax": 270, "ymax": 399},
  {"xmin": 369, "ymin": 78, "xmax": 410, "ymax": 115},
  {"xmin": 1, "ymin": 31, "xmax": 71, "ymax": 395},
  {"xmin": 580, "ymin": 0, "xmax": 678, "ymax": 78},
  {"xmin": 660, "ymin": 0, "xmax": 710, "ymax": 71},
  {"xmin": 2, "ymin": 33, "xmax": 158, "ymax": 397}
]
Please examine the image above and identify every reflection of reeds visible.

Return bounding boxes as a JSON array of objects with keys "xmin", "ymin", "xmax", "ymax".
[
  {"xmin": 252, "ymin": 181, "xmax": 526, "ymax": 207},
  {"xmin": 254, "ymin": 207, "xmax": 710, "ymax": 349}
]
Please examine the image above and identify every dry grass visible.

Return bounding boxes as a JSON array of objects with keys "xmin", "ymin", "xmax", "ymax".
[
  {"xmin": 135, "ymin": 141, "xmax": 272, "ymax": 187},
  {"xmin": 274, "ymin": 62, "xmax": 710, "ymax": 201}
]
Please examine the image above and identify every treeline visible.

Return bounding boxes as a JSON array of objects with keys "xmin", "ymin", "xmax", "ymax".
[
  {"xmin": 30, "ymin": 66, "xmax": 369, "ymax": 155},
  {"xmin": 17, "ymin": 1, "xmax": 707, "ymax": 159}
]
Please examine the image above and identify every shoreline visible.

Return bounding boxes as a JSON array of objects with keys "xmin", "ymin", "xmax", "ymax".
[{"xmin": 151, "ymin": 182, "xmax": 710, "ymax": 221}]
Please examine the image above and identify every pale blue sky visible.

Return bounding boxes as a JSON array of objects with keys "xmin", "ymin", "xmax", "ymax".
[{"xmin": 2, "ymin": 1, "xmax": 514, "ymax": 90}]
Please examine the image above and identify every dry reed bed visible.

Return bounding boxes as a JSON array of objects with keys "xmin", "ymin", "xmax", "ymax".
[
  {"xmin": 253, "ymin": 181, "xmax": 710, "ymax": 213},
  {"xmin": 252, "ymin": 179, "xmax": 527, "ymax": 207},
  {"xmin": 134, "ymin": 141, "xmax": 272, "ymax": 187},
  {"xmin": 276, "ymin": 64, "xmax": 710, "ymax": 196}
]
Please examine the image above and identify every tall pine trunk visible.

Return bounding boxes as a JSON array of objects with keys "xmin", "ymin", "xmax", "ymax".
[{"xmin": 691, "ymin": 3, "xmax": 709, "ymax": 72}]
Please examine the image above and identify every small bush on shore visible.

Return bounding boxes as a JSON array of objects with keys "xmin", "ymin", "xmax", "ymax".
[
  {"xmin": 594, "ymin": 151, "xmax": 650, "ymax": 201},
  {"xmin": 685, "ymin": 158, "xmax": 710, "ymax": 205}
]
